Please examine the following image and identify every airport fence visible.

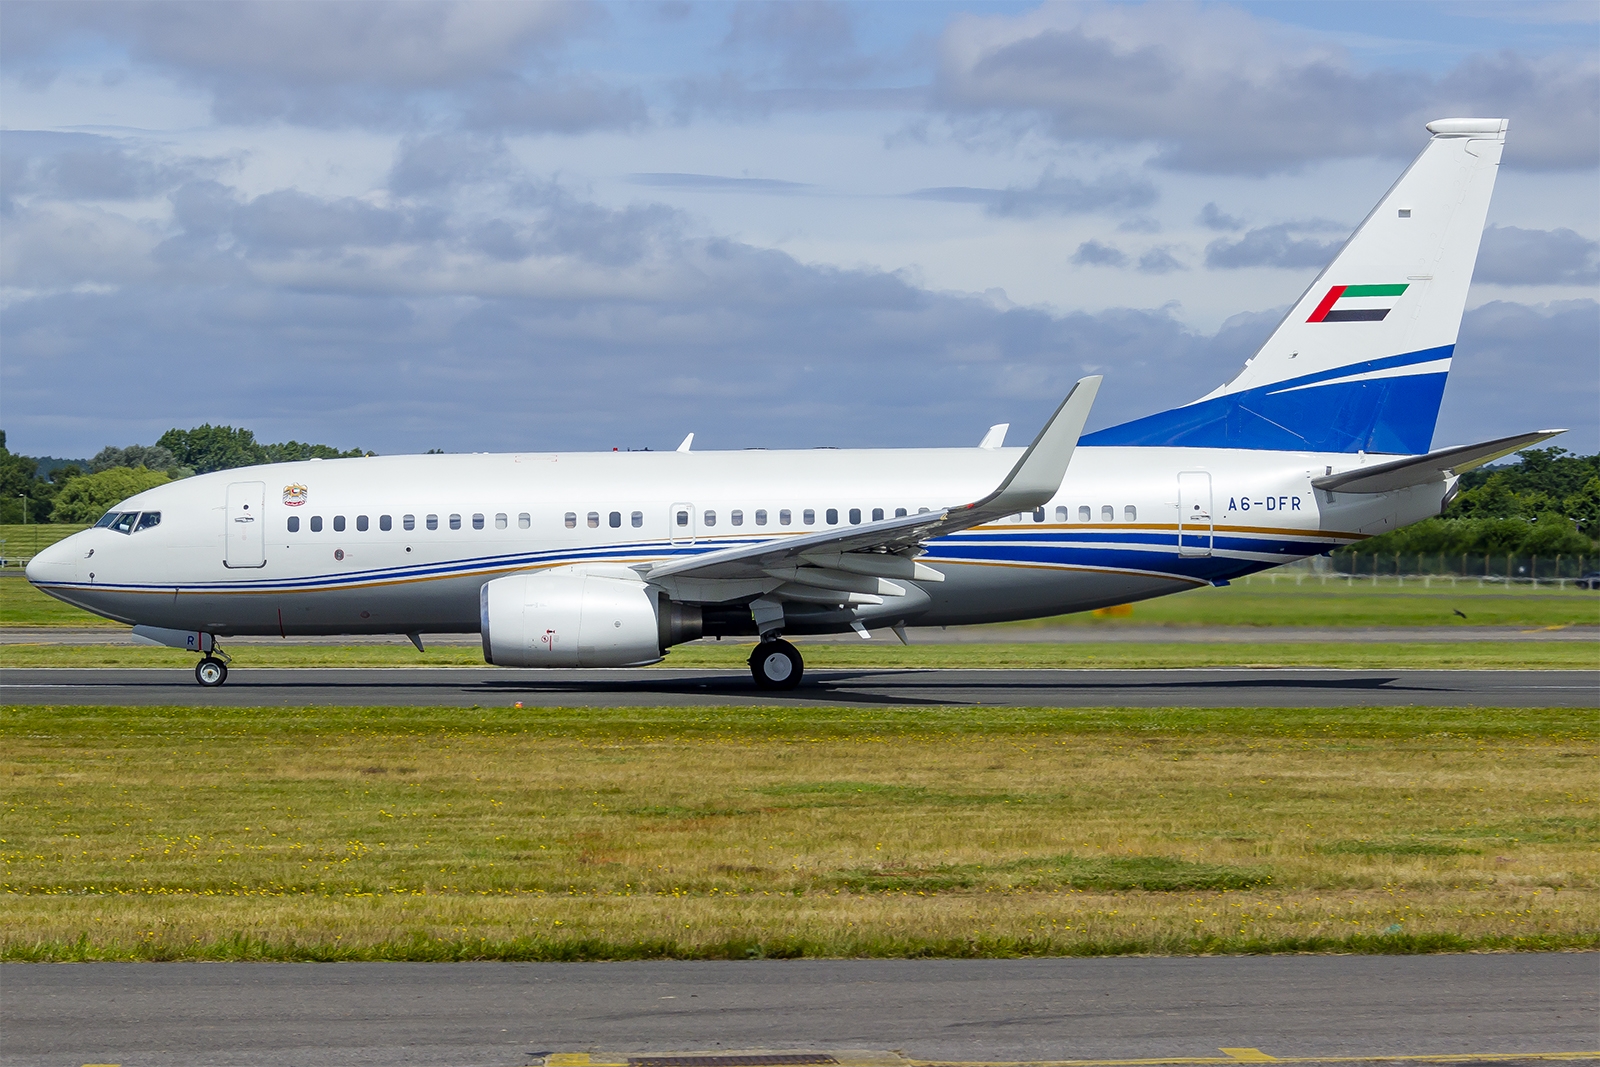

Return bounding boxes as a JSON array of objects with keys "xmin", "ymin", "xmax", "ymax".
[{"xmin": 1328, "ymin": 551, "xmax": 1595, "ymax": 583}]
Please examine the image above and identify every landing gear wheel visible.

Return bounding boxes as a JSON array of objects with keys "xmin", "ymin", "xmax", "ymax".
[
  {"xmin": 750, "ymin": 639, "xmax": 803, "ymax": 690},
  {"xmin": 195, "ymin": 657, "xmax": 228, "ymax": 688}
]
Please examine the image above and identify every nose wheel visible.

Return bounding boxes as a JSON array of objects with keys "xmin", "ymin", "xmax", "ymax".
[
  {"xmin": 749, "ymin": 639, "xmax": 803, "ymax": 690},
  {"xmin": 195, "ymin": 656, "xmax": 228, "ymax": 687}
]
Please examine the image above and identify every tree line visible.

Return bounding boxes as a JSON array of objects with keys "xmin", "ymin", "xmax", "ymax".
[
  {"xmin": 1340, "ymin": 447, "xmax": 1599, "ymax": 558},
  {"xmin": 0, "ymin": 426, "xmax": 370, "ymax": 524}
]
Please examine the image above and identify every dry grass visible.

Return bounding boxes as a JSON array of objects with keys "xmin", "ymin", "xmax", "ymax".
[{"xmin": 3, "ymin": 703, "xmax": 1595, "ymax": 960}]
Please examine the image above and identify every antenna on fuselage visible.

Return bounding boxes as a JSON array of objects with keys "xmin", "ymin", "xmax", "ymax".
[{"xmin": 978, "ymin": 424, "xmax": 1009, "ymax": 449}]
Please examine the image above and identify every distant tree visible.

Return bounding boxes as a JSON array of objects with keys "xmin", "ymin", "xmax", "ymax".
[
  {"xmin": 90, "ymin": 444, "xmax": 192, "ymax": 478},
  {"xmin": 1564, "ymin": 477, "xmax": 1600, "ymax": 535},
  {"xmin": 50, "ymin": 467, "xmax": 172, "ymax": 523},
  {"xmin": 155, "ymin": 425, "xmax": 372, "ymax": 471},
  {"xmin": 156, "ymin": 425, "xmax": 264, "ymax": 473},
  {"xmin": 0, "ymin": 430, "xmax": 59, "ymax": 523},
  {"xmin": 1449, "ymin": 448, "xmax": 1600, "ymax": 518},
  {"xmin": 260, "ymin": 440, "xmax": 369, "ymax": 462}
]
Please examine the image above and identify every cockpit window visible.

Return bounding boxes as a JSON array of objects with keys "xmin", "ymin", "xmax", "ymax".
[
  {"xmin": 135, "ymin": 512, "xmax": 161, "ymax": 531},
  {"xmin": 95, "ymin": 512, "xmax": 120, "ymax": 528},
  {"xmin": 110, "ymin": 513, "xmax": 136, "ymax": 534}
]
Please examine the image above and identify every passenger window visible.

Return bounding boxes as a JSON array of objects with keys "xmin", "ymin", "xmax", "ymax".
[
  {"xmin": 449, "ymin": 514, "xmax": 462, "ymax": 530},
  {"xmin": 134, "ymin": 511, "xmax": 160, "ymax": 531},
  {"xmin": 631, "ymin": 511, "xmax": 643, "ymax": 528},
  {"xmin": 1031, "ymin": 507, "xmax": 1043, "ymax": 522},
  {"xmin": 779, "ymin": 509, "xmax": 791, "ymax": 526},
  {"xmin": 754, "ymin": 509, "xmax": 767, "ymax": 526},
  {"xmin": 96, "ymin": 512, "xmax": 120, "ymax": 528},
  {"xmin": 1125, "ymin": 505, "xmax": 1137, "ymax": 522},
  {"xmin": 587, "ymin": 512, "xmax": 599, "ymax": 529},
  {"xmin": 676, "ymin": 510, "xmax": 689, "ymax": 527},
  {"xmin": 333, "ymin": 515, "xmax": 346, "ymax": 532},
  {"xmin": 1056, "ymin": 506, "xmax": 1068, "ymax": 521},
  {"xmin": 426, "ymin": 514, "xmax": 438, "ymax": 530},
  {"xmin": 609, "ymin": 511, "xmax": 621, "ymax": 528},
  {"xmin": 380, "ymin": 515, "xmax": 392, "ymax": 531},
  {"xmin": 895, "ymin": 508, "xmax": 907, "ymax": 518},
  {"xmin": 731, "ymin": 510, "xmax": 743, "ymax": 527},
  {"xmin": 356, "ymin": 515, "xmax": 368, "ymax": 532},
  {"xmin": 565, "ymin": 512, "xmax": 577, "ymax": 529},
  {"xmin": 472, "ymin": 513, "xmax": 484, "ymax": 530},
  {"xmin": 311, "ymin": 515, "xmax": 324, "ymax": 532},
  {"xmin": 826, "ymin": 508, "xmax": 838, "ymax": 525},
  {"xmin": 804, "ymin": 509, "xmax": 815, "ymax": 524},
  {"xmin": 403, "ymin": 514, "xmax": 415, "ymax": 531},
  {"xmin": 495, "ymin": 513, "xmax": 507, "ymax": 529},
  {"xmin": 287, "ymin": 515, "xmax": 300, "ymax": 533},
  {"xmin": 519, "ymin": 513, "xmax": 531, "ymax": 529},
  {"xmin": 918, "ymin": 507, "xmax": 929, "ymax": 514},
  {"xmin": 848, "ymin": 508, "xmax": 860, "ymax": 524},
  {"xmin": 870, "ymin": 508, "xmax": 882, "ymax": 522},
  {"xmin": 1101, "ymin": 505, "xmax": 1113, "ymax": 522},
  {"xmin": 703, "ymin": 510, "xmax": 716, "ymax": 527},
  {"xmin": 1078, "ymin": 506, "xmax": 1091, "ymax": 522}
]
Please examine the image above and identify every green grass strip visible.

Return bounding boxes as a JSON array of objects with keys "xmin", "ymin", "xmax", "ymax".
[
  {"xmin": 3, "ymin": 703, "xmax": 1592, "ymax": 740},
  {"xmin": 7, "ymin": 929, "xmax": 1594, "ymax": 963}
]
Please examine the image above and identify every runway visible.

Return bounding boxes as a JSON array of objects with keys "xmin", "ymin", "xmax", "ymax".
[
  {"xmin": 3, "ymin": 955, "xmax": 1595, "ymax": 1066},
  {"xmin": 4, "ymin": 665, "xmax": 1595, "ymax": 706}
]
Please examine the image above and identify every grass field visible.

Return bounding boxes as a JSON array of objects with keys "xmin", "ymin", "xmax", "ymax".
[
  {"xmin": 3, "ymin": 640, "xmax": 1596, "ymax": 670},
  {"xmin": 0, "ymin": 524, "xmax": 87, "ymax": 566},
  {"xmin": 3, "ymin": 702, "xmax": 1594, "ymax": 961}
]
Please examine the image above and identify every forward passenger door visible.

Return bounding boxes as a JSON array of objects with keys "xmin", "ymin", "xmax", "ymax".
[{"xmin": 224, "ymin": 481, "xmax": 267, "ymax": 568}]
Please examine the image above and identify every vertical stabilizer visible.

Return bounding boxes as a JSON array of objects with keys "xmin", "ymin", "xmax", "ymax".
[{"xmin": 1085, "ymin": 118, "xmax": 1507, "ymax": 454}]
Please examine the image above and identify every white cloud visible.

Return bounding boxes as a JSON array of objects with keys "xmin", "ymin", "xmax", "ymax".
[{"xmin": 934, "ymin": 2, "xmax": 1599, "ymax": 172}]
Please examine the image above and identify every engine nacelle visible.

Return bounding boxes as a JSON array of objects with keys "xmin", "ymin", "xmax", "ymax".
[{"xmin": 480, "ymin": 571, "xmax": 699, "ymax": 668}]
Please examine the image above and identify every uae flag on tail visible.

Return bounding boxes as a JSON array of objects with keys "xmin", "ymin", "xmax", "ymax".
[{"xmin": 1306, "ymin": 283, "xmax": 1409, "ymax": 323}]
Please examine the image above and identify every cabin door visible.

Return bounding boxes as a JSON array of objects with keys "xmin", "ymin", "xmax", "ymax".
[
  {"xmin": 1177, "ymin": 471, "xmax": 1213, "ymax": 558},
  {"xmin": 224, "ymin": 481, "xmax": 267, "ymax": 568}
]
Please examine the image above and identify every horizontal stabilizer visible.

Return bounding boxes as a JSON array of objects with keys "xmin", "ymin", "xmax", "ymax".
[{"xmin": 1312, "ymin": 430, "xmax": 1564, "ymax": 495}]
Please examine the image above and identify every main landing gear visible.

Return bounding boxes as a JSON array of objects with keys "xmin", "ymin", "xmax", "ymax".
[
  {"xmin": 749, "ymin": 638, "xmax": 803, "ymax": 690},
  {"xmin": 194, "ymin": 650, "xmax": 231, "ymax": 688}
]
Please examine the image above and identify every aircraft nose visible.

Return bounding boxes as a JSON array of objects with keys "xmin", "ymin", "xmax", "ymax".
[{"xmin": 25, "ymin": 535, "xmax": 78, "ymax": 586}]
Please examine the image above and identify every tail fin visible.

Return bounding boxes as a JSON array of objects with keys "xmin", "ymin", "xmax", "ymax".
[{"xmin": 1086, "ymin": 118, "xmax": 1507, "ymax": 455}]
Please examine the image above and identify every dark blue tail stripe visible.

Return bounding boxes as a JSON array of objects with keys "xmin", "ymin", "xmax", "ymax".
[{"xmin": 1081, "ymin": 345, "xmax": 1451, "ymax": 454}]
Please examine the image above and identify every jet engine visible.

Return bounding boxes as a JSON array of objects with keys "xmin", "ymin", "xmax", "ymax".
[{"xmin": 479, "ymin": 571, "xmax": 700, "ymax": 667}]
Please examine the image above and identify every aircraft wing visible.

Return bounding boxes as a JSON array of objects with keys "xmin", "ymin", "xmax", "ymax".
[
  {"xmin": 642, "ymin": 376, "xmax": 1101, "ymax": 594},
  {"xmin": 1312, "ymin": 429, "xmax": 1565, "ymax": 495}
]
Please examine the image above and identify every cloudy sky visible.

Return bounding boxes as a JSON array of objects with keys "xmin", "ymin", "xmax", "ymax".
[{"xmin": 3, "ymin": 1, "xmax": 1596, "ymax": 460}]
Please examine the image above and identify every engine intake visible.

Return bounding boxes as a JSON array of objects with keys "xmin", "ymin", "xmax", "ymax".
[{"xmin": 480, "ymin": 571, "xmax": 699, "ymax": 667}]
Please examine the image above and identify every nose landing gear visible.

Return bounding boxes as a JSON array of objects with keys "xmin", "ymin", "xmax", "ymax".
[
  {"xmin": 194, "ymin": 649, "xmax": 231, "ymax": 687},
  {"xmin": 749, "ymin": 639, "xmax": 803, "ymax": 690}
]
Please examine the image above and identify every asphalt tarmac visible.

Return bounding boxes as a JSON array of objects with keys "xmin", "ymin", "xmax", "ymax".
[
  {"xmin": 4, "ymin": 665, "xmax": 1595, "ymax": 707},
  {"xmin": 4, "ymin": 954, "xmax": 1595, "ymax": 1066}
]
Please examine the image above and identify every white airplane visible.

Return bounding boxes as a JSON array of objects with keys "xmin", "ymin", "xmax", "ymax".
[{"xmin": 27, "ymin": 118, "xmax": 1561, "ymax": 689}]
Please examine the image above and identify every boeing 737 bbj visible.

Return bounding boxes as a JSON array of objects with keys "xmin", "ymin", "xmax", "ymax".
[{"xmin": 27, "ymin": 118, "xmax": 1561, "ymax": 688}]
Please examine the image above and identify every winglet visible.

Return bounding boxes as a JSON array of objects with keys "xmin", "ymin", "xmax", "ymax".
[
  {"xmin": 676, "ymin": 433, "xmax": 694, "ymax": 453},
  {"xmin": 963, "ymin": 376, "xmax": 1101, "ymax": 517}
]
